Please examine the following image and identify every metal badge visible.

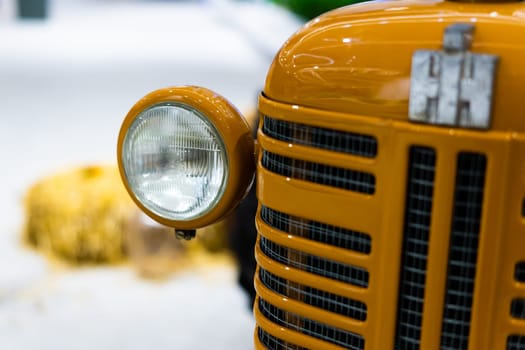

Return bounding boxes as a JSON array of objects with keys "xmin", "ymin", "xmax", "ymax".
[{"xmin": 409, "ymin": 23, "xmax": 499, "ymax": 129}]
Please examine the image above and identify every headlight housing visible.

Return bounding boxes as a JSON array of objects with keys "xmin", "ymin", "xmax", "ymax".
[{"xmin": 118, "ymin": 86, "xmax": 255, "ymax": 229}]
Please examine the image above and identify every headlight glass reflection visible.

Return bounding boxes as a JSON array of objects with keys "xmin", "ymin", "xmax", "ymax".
[{"xmin": 122, "ymin": 103, "xmax": 228, "ymax": 221}]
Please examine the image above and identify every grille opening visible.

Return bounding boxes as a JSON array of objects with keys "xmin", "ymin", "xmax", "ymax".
[
  {"xmin": 258, "ymin": 298, "xmax": 365, "ymax": 350},
  {"xmin": 259, "ymin": 268, "xmax": 367, "ymax": 321},
  {"xmin": 516, "ymin": 262, "xmax": 525, "ymax": 283},
  {"xmin": 260, "ymin": 236, "xmax": 369, "ymax": 287},
  {"xmin": 262, "ymin": 116, "xmax": 378, "ymax": 158},
  {"xmin": 262, "ymin": 151, "xmax": 376, "ymax": 194},
  {"xmin": 258, "ymin": 328, "xmax": 307, "ymax": 350},
  {"xmin": 522, "ymin": 198, "xmax": 525, "ymax": 217},
  {"xmin": 261, "ymin": 206, "xmax": 371, "ymax": 254},
  {"xmin": 507, "ymin": 335, "xmax": 525, "ymax": 350},
  {"xmin": 511, "ymin": 299, "xmax": 525, "ymax": 319},
  {"xmin": 394, "ymin": 147, "xmax": 437, "ymax": 350},
  {"xmin": 440, "ymin": 153, "xmax": 486, "ymax": 350}
]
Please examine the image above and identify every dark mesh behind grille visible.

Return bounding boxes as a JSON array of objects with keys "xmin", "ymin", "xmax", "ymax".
[
  {"xmin": 261, "ymin": 206, "xmax": 371, "ymax": 254},
  {"xmin": 511, "ymin": 299, "xmax": 525, "ymax": 319},
  {"xmin": 262, "ymin": 151, "xmax": 376, "ymax": 194},
  {"xmin": 262, "ymin": 116, "xmax": 378, "ymax": 158},
  {"xmin": 516, "ymin": 262, "xmax": 525, "ymax": 283},
  {"xmin": 258, "ymin": 328, "xmax": 307, "ymax": 350},
  {"xmin": 259, "ymin": 268, "xmax": 367, "ymax": 321},
  {"xmin": 440, "ymin": 153, "xmax": 486, "ymax": 350},
  {"xmin": 260, "ymin": 237, "xmax": 369, "ymax": 287},
  {"xmin": 394, "ymin": 147, "xmax": 437, "ymax": 350},
  {"xmin": 507, "ymin": 335, "xmax": 525, "ymax": 350},
  {"xmin": 258, "ymin": 298, "xmax": 365, "ymax": 350},
  {"xmin": 522, "ymin": 198, "xmax": 525, "ymax": 217}
]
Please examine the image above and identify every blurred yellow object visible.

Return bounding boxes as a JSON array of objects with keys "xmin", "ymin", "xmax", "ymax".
[
  {"xmin": 24, "ymin": 164, "xmax": 232, "ymax": 273},
  {"xmin": 24, "ymin": 165, "xmax": 135, "ymax": 264}
]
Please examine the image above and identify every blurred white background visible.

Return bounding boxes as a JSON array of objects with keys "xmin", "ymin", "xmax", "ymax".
[{"xmin": 0, "ymin": 1, "xmax": 301, "ymax": 348}]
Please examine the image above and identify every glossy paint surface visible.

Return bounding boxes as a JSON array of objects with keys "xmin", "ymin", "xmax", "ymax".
[
  {"xmin": 265, "ymin": 0, "xmax": 525, "ymax": 131},
  {"xmin": 258, "ymin": 0, "xmax": 525, "ymax": 348}
]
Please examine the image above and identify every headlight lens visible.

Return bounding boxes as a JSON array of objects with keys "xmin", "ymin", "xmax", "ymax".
[{"xmin": 121, "ymin": 103, "xmax": 228, "ymax": 221}]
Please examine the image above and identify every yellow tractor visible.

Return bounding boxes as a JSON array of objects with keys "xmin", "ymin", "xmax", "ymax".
[{"xmin": 117, "ymin": 0, "xmax": 525, "ymax": 349}]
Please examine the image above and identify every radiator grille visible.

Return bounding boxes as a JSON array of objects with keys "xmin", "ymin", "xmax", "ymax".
[
  {"xmin": 260, "ymin": 236, "xmax": 369, "ymax": 287},
  {"xmin": 517, "ymin": 262, "xmax": 525, "ymax": 282},
  {"xmin": 258, "ymin": 328, "xmax": 306, "ymax": 350},
  {"xmin": 259, "ymin": 268, "xmax": 367, "ymax": 321},
  {"xmin": 511, "ymin": 299, "xmax": 525, "ymax": 319},
  {"xmin": 262, "ymin": 116, "xmax": 378, "ymax": 158},
  {"xmin": 394, "ymin": 147, "xmax": 437, "ymax": 350},
  {"xmin": 258, "ymin": 298, "xmax": 365, "ymax": 350},
  {"xmin": 261, "ymin": 206, "xmax": 371, "ymax": 254},
  {"xmin": 508, "ymin": 335, "xmax": 525, "ymax": 350},
  {"xmin": 262, "ymin": 151, "xmax": 376, "ymax": 194},
  {"xmin": 440, "ymin": 153, "xmax": 486, "ymax": 350}
]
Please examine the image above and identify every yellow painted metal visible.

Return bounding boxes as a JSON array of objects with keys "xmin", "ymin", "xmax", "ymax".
[
  {"xmin": 117, "ymin": 86, "xmax": 255, "ymax": 229},
  {"xmin": 264, "ymin": 0, "xmax": 525, "ymax": 132},
  {"xmin": 255, "ymin": 93, "xmax": 525, "ymax": 349}
]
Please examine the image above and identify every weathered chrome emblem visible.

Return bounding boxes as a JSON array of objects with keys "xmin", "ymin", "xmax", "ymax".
[{"xmin": 409, "ymin": 23, "xmax": 499, "ymax": 129}]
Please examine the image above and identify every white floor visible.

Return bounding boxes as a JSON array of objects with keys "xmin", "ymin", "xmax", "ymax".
[{"xmin": 0, "ymin": 1, "xmax": 302, "ymax": 349}]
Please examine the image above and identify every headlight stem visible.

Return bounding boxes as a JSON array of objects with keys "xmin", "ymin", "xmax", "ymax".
[{"xmin": 175, "ymin": 229, "xmax": 196, "ymax": 241}]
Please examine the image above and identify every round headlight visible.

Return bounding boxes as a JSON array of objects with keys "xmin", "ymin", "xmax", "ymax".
[
  {"xmin": 122, "ymin": 103, "xmax": 228, "ymax": 221},
  {"xmin": 118, "ymin": 86, "xmax": 255, "ymax": 229}
]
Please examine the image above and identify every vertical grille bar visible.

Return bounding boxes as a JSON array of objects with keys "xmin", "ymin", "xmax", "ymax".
[
  {"xmin": 394, "ymin": 147, "xmax": 437, "ymax": 350},
  {"xmin": 440, "ymin": 153, "xmax": 486, "ymax": 350}
]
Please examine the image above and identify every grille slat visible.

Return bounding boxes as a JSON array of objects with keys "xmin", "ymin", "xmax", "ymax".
[
  {"xmin": 394, "ymin": 147, "xmax": 437, "ymax": 350},
  {"xmin": 262, "ymin": 151, "xmax": 376, "ymax": 194},
  {"xmin": 259, "ymin": 268, "xmax": 367, "ymax": 321},
  {"xmin": 440, "ymin": 153, "xmax": 486, "ymax": 350},
  {"xmin": 258, "ymin": 298, "xmax": 365, "ymax": 350},
  {"xmin": 262, "ymin": 116, "xmax": 378, "ymax": 158},
  {"xmin": 261, "ymin": 206, "xmax": 371, "ymax": 254},
  {"xmin": 260, "ymin": 236, "xmax": 369, "ymax": 287},
  {"xmin": 258, "ymin": 328, "xmax": 307, "ymax": 350}
]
